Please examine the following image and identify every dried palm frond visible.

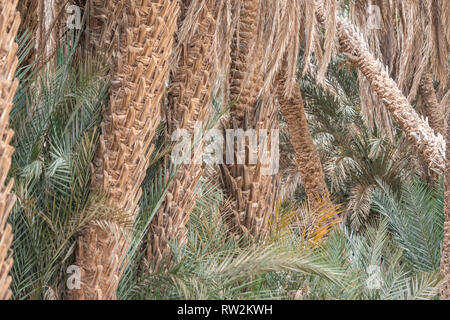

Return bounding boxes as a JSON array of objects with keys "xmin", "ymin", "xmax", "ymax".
[
  {"xmin": 289, "ymin": 198, "xmax": 342, "ymax": 245},
  {"xmin": 315, "ymin": 0, "xmax": 445, "ymax": 178},
  {"xmin": 268, "ymin": 200, "xmax": 297, "ymax": 241},
  {"xmin": 259, "ymin": 0, "xmax": 339, "ymax": 97},
  {"xmin": 348, "ymin": 0, "xmax": 449, "ymax": 139},
  {"xmin": 346, "ymin": 184, "xmax": 374, "ymax": 231}
]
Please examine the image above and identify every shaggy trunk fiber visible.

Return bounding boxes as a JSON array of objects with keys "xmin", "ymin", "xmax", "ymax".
[
  {"xmin": 419, "ymin": 72, "xmax": 445, "ymax": 137},
  {"xmin": 147, "ymin": 0, "xmax": 216, "ymax": 272},
  {"xmin": 276, "ymin": 64, "xmax": 330, "ymax": 210},
  {"xmin": 441, "ymin": 110, "xmax": 450, "ymax": 300},
  {"xmin": 221, "ymin": 0, "xmax": 279, "ymax": 239},
  {"xmin": 17, "ymin": 0, "xmax": 38, "ymax": 63},
  {"xmin": 0, "ymin": 0, "xmax": 20, "ymax": 301},
  {"xmin": 37, "ymin": 0, "xmax": 56, "ymax": 61},
  {"xmin": 34, "ymin": 0, "xmax": 68, "ymax": 64},
  {"xmin": 315, "ymin": 0, "xmax": 445, "ymax": 177},
  {"xmin": 68, "ymin": 0, "xmax": 179, "ymax": 300}
]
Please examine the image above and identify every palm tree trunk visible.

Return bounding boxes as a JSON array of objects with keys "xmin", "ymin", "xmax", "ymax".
[
  {"xmin": 440, "ymin": 109, "xmax": 450, "ymax": 300},
  {"xmin": 0, "ymin": 0, "xmax": 20, "ymax": 301},
  {"xmin": 37, "ymin": 0, "xmax": 56, "ymax": 61},
  {"xmin": 35, "ymin": 0, "xmax": 68, "ymax": 64},
  {"xmin": 146, "ymin": 0, "xmax": 217, "ymax": 272},
  {"xmin": 419, "ymin": 72, "xmax": 445, "ymax": 137},
  {"xmin": 221, "ymin": 0, "xmax": 279, "ymax": 239},
  {"xmin": 17, "ymin": 0, "xmax": 38, "ymax": 65},
  {"xmin": 315, "ymin": 0, "xmax": 445, "ymax": 177},
  {"xmin": 68, "ymin": 0, "xmax": 179, "ymax": 300},
  {"xmin": 276, "ymin": 63, "xmax": 330, "ymax": 210},
  {"xmin": 276, "ymin": 61, "xmax": 339, "ymax": 240}
]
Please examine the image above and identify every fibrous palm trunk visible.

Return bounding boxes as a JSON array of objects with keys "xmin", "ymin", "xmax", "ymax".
[
  {"xmin": 37, "ymin": 0, "xmax": 57, "ymax": 61},
  {"xmin": 315, "ymin": 0, "xmax": 445, "ymax": 177},
  {"xmin": 441, "ymin": 110, "xmax": 450, "ymax": 300},
  {"xmin": 18, "ymin": 0, "xmax": 68, "ymax": 66},
  {"xmin": 17, "ymin": 0, "xmax": 38, "ymax": 57},
  {"xmin": 349, "ymin": 1, "xmax": 448, "ymax": 141},
  {"xmin": 276, "ymin": 60, "xmax": 339, "ymax": 240},
  {"xmin": 276, "ymin": 61, "xmax": 330, "ymax": 210},
  {"xmin": 0, "ymin": 0, "xmax": 20, "ymax": 301},
  {"xmin": 419, "ymin": 72, "xmax": 445, "ymax": 137},
  {"xmin": 68, "ymin": 0, "xmax": 179, "ymax": 300},
  {"xmin": 221, "ymin": 0, "xmax": 279, "ymax": 239},
  {"xmin": 147, "ymin": 0, "xmax": 217, "ymax": 272}
]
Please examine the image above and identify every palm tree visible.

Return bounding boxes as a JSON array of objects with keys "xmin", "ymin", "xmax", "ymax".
[
  {"xmin": 146, "ymin": 0, "xmax": 218, "ymax": 272},
  {"xmin": 8, "ymin": 34, "xmax": 110, "ymax": 299},
  {"xmin": 348, "ymin": 0, "xmax": 448, "ymax": 141},
  {"xmin": 419, "ymin": 72, "xmax": 445, "ymax": 137},
  {"xmin": 299, "ymin": 58, "xmax": 420, "ymax": 230},
  {"xmin": 68, "ymin": 0, "xmax": 179, "ymax": 300},
  {"xmin": 315, "ymin": 0, "xmax": 445, "ymax": 178},
  {"xmin": 345, "ymin": 3, "xmax": 448, "ymax": 294},
  {"xmin": 276, "ymin": 59, "xmax": 330, "ymax": 211},
  {"xmin": 3, "ymin": 0, "xmax": 448, "ymax": 301},
  {"xmin": 0, "ymin": 0, "xmax": 20, "ymax": 300},
  {"xmin": 220, "ymin": 0, "xmax": 280, "ymax": 239}
]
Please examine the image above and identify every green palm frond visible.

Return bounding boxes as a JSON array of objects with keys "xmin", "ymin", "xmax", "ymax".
[
  {"xmin": 118, "ymin": 175, "xmax": 349, "ymax": 300},
  {"xmin": 9, "ymin": 29, "xmax": 110, "ymax": 300},
  {"xmin": 303, "ymin": 218, "xmax": 442, "ymax": 300},
  {"xmin": 298, "ymin": 56, "xmax": 423, "ymax": 230},
  {"xmin": 372, "ymin": 180, "xmax": 444, "ymax": 272}
]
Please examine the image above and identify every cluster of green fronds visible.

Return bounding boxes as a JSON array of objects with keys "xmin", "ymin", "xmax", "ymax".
[
  {"xmin": 117, "ymin": 179, "xmax": 348, "ymax": 300},
  {"xmin": 298, "ymin": 57, "xmax": 423, "ymax": 230},
  {"xmin": 303, "ymin": 180, "xmax": 443, "ymax": 300},
  {"xmin": 115, "ymin": 175, "xmax": 443, "ymax": 300},
  {"xmin": 372, "ymin": 180, "xmax": 444, "ymax": 272},
  {"xmin": 7, "ymin": 25, "xmax": 444, "ymax": 301},
  {"xmin": 9, "ymin": 31, "xmax": 110, "ymax": 299}
]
